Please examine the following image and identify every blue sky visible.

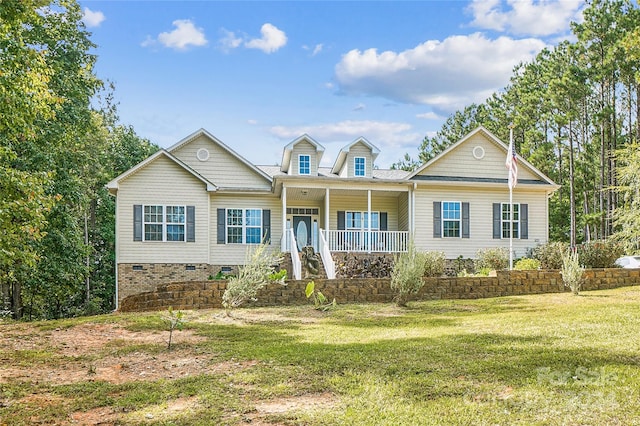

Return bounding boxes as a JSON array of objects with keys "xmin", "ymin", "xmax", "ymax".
[{"xmin": 79, "ymin": 0, "xmax": 584, "ymax": 168}]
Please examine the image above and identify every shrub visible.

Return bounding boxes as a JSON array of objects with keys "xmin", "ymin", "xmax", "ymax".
[
  {"xmin": 514, "ymin": 258, "xmax": 541, "ymax": 270},
  {"xmin": 577, "ymin": 240, "xmax": 624, "ymax": 268},
  {"xmin": 532, "ymin": 242, "xmax": 568, "ymax": 269},
  {"xmin": 305, "ymin": 281, "xmax": 336, "ymax": 311},
  {"xmin": 390, "ymin": 240, "xmax": 427, "ymax": 307},
  {"xmin": 423, "ymin": 251, "xmax": 446, "ymax": 277},
  {"xmin": 222, "ymin": 242, "xmax": 284, "ymax": 312},
  {"xmin": 162, "ymin": 306, "xmax": 185, "ymax": 350},
  {"xmin": 474, "ymin": 247, "xmax": 509, "ymax": 271},
  {"xmin": 561, "ymin": 250, "xmax": 584, "ymax": 295}
]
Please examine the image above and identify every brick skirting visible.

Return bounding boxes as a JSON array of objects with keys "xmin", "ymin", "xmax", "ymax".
[{"xmin": 119, "ymin": 268, "xmax": 640, "ymax": 312}]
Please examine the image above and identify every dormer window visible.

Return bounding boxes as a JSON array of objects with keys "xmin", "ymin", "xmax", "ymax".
[
  {"xmin": 299, "ymin": 155, "xmax": 310, "ymax": 175},
  {"xmin": 354, "ymin": 157, "xmax": 365, "ymax": 177}
]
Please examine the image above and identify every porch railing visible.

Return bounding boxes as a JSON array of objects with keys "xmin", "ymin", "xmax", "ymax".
[
  {"xmin": 324, "ymin": 230, "xmax": 409, "ymax": 253},
  {"xmin": 288, "ymin": 228, "xmax": 302, "ymax": 280},
  {"xmin": 318, "ymin": 229, "xmax": 336, "ymax": 279}
]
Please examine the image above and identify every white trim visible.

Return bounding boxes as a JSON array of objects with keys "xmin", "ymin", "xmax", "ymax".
[
  {"xmin": 114, "ymin": 196, "xmax": 119, "ymax": 311},
  {"xmin": 196, "ymin": 148, "xmax": 210, "ymax": 161},
  {"xmin": 106, "ymin": 149, "xmax": 218, "ymax": 194},
  {"xmin": 298, "ymin": 154, "xmax": 311, "ymax": 175},
  {"xmin": 225, "ymin": 207, "xmax": 263, "ymax": 245},
  {"xmin": 281, "ymin": 134, "xmax": 325, "ymax": 173},
  {"xmin": 166, "ymin": 128, "xmax": 273, "ymax": 183},
  {"xmin": 354, "ymin": 156, "xmax": 366, "ymax": 177},
  {"xmin": 500, "ymin": 202, "xmax": 521, "ymax": 240},
  {"xmin": 441, "ymin": 200, "xmax": 462, "ymax": 239},
  {"xmin": 472, "ymin": 145, "xmax": 485, "ymax": 159},
  {"xmin": 408, "ymin": 126, "xmax": 558, "ymax": 188},
  {"xmin": 331, "ymin": 137, "xmax": 380, "ymax": 175},
  {"xmin": 142, "ymin": 204, "xmax": 187, "ymax": 242}
]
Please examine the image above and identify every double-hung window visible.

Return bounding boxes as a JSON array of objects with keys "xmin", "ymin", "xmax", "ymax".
[
  {"xmin": 226, "ymin": 208, "xmax": 263, "ymax": 244},
  {"xmin": 354, "ymin": 157, "xmax": 365, "ymax": 177},
  {"xmin": 299, "ymin": 155, "xmax": 310, "ymax": 175},
  {"xmin": 501, "ymin": 203, "xmax": 520, "ymax": 238},
  {"xmin": 442, "ymin": 202, "xmax": 461, "ymax": 238},
  {"xmin": 346, "ymin": 211, "xmax": 380, "ymax": 230},
  {"xmin": 143, "ymin": 205, "xmax": 185, "ymax": 242}
]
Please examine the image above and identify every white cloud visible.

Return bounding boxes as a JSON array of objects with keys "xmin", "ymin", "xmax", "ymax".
[
  {"xmin": 82, "ymin": 7, "xmax": 105, "ymax": 28},
  {"xmin": 353, "ymin": 103, "xmax": 366, "ymax": 112},
  {"xmin": 334, "ymin": 32, "xmax": 546, "ymax": 114},
  {"xmin": 218, "ymin": 28, "xmax": 243, "ymax": 52},
  {"xmin": 416, "ymin": 112, "xmax": 442, "ymax": 120},
  {"xmin": 247, "ymin": 119, "xmax": 258, "ymax": 125},
  {"xmin": 303, "ymin": 43, "xmax": 323, "ymax": 56},
  {"xmin": 245, "ymin": 23, "xmax": 287, "ymax": 53},
  {"xmin": 467, "ymin": 0, "xmax": 583, "ymax": 36},
  {"xmin": 151, "ymin": 19, "xmax": 207, "ymax": 51}
]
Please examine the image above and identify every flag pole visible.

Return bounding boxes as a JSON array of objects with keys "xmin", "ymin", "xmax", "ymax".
[{"xmin": 509, "ymin": 125, "xmax": 514, "ymax": 271}]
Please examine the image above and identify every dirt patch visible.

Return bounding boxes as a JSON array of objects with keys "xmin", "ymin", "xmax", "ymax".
[
  {"xmin": 238, "ymin": 392, "xmax": 338, "ymax": 425},
  {"xmin": 69, "ymin": 406, "xmax": 120, "ymax": 426},
  {"xmin": 254, "ymin": 392, "xmax": 337, "ymax": 414},
  {"xmin": 0, "ymin": 322, "xmax": 254, "ymax": 386},
  {"xmin": 69, "ymin": 396, "xmax": 201, "ymax": 425},
  {"xmin": 191, "ymin": 309, "xmax": 323, "ymax": 326},
  {"xmin": 1, "ymin": 323, "xmax": 204, "ymax": 356}
]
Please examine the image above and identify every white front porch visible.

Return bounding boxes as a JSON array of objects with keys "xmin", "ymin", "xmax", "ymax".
[{"xmin": 279, "ymin": 184, "xmax": 415, "ymax": 279}]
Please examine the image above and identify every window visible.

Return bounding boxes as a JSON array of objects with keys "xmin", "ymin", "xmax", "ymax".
[
  {"xmin": 442, "ymin": 202, "xmax": 461, "ymax": 238},
  {"xmin": 354, "ymin": 157, "xmax": 365, "ymax": 177},
  {"xmin": 346, "ymin": 211, "xmax": 380, "ymax": 230},
  {"xmin": 226, "ymin": 208, "xmax": 263, "ymax": 244},
  {"xmin": 143, "ymin": 205, "xmax": 185, "ymax": 242},
  {"xmin": 299, "ymin": 155, "xmax": 310, "ymax": 175},
  {"xmin": 501, "ymin": 203, "xmax": 520, "ymax": 238}
]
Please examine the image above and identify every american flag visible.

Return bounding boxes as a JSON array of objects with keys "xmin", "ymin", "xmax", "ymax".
[{"xmin": 506, "ymin": 139, "xmax": 518, "ymax": 189}]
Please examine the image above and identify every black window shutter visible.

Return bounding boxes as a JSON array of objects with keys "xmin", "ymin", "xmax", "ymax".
[
  {"xmin": 380, "ymin": 212, "xmax": 388, "ymax": 231},
  {"xmin": 186, "ymin": 206, "xmax": 195, "ymax": 242},
  {"xmin": 133, "ymin": 204, "xmax": 142, "ymax": 241},
  {"xmin": 433, "ymin": 201, "xmax": 441, "ymax": 238},
  {"xmin": 262, "ymin": 209, "xmax": 271, "ymax": 244},
  {"xmin": 520, "ymin": 204, "xmax": 528, "ymax": 239},
  {"xmin": 462, "ymin": 202, "xmax": 470, "ymax": 239},
  {"xmin": 493, "ymin": 203, "xmax": 502, "ymax": 239},
  {"xmin": 337, "ymin": 211, "xmax": 345, "ymax": 230},
  {"xmin": 217, "ymin": 208, "xmax": 226, "ymax": 244}
]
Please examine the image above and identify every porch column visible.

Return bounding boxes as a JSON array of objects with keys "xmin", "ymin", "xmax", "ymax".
[
  {"xmin": 325, "ymin": 188, "xmax": 330, "ymax": 235},
  {"xmin": 408, "ymin": 187, "xmax": 412, "ymax": 235},
  {"xmin": 411, "ymin": 183, "xmax": 417, "ymax": 235},
  {"xmin": 281, "ymin": 185, "xmax": 287, "ymax": 252},
  {"xmin": 367, "ymin": 189, "xmax": 371, "ymax": 253}
]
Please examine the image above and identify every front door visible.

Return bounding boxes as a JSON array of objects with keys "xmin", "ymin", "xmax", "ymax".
[{"xmin": 293, "ymin": 216, "xmax": 312, "ymax": 251}]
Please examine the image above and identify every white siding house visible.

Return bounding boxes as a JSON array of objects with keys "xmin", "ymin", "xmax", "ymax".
[{"xmin": 108, "ymin": 126, "xmax": 559, "ymax": 306}]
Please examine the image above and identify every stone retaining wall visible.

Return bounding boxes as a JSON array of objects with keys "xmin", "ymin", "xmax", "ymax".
[{"xmin": 119, "ymin": 268, "xmax": 640, "ymax": 312}]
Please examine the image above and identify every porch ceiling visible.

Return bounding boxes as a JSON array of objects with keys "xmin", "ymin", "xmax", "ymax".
[{"xmin": 285, "ymin": 187, "xmax": 405, "ymax": 202}]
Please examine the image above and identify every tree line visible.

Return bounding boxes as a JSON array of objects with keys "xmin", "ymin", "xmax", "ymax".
[
  {"xmin": 1, "ymin": 0, "xmax": 157, "ymax": 319},
  {"xmin": 394, "ymin": 0, "xmax": 640, "ymax": 251},
  {"xmin": 3, "ymin": 0, "xmax": 639, "ymax": 320}
]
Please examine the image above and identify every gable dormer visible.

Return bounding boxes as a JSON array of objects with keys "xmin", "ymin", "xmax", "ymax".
[
  {"xmin": 331, "ymin": 137, "xmax": 380, "ymax": 178},
  {"xmin": 280, "ymin": 134, "xmax": 325, "ymax": 176}
]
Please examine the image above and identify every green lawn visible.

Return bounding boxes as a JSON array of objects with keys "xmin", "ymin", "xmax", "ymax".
[{"xmin": 2, "ymin": 287, "xmax": 640, "ymax": 425}]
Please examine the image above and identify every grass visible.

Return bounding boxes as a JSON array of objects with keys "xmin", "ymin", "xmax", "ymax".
[{"xmin": 1, "ymin": 287, "xmax": 640, "ymax": 425}]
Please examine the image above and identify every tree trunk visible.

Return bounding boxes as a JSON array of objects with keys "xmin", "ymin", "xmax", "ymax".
[
  {"xmin": 12, "ymin": 280, "xmax": 23, "ymax": 320},
  {"xmin": 569, "ymin": 121, "xmax": 577, "ymax": 248}
]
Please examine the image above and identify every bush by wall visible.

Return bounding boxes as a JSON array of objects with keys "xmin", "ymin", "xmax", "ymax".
[
  {"xmin": 577, "ymin": 240, "xmax": 624, "ymax": 268},
  {"xmin": 119, "ymin": 268, "xmax": 640, "ymax": 312}
]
